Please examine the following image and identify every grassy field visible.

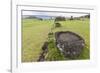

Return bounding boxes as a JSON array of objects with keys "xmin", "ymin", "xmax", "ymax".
[{"xmin": 22, "ymin": 18, "xmax": 90, "ymax": 62}]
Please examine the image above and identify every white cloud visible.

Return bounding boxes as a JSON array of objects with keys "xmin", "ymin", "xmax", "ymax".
[{"xmin": 22, "ymin": 11, "xmax": 89, "ymax": 17}]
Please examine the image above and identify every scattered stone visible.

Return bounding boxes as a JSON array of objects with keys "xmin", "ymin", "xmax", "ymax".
[
  {"xmin": 37, "ymin": 42, "xmax": 48, "ymax": 61},
  {"xmin": 37, "ymin": 52, "xmax": 45, "ymax": 61},
  {"xmin": 42, "ymin": 42, "xmax": 48, "ymax": 51}
]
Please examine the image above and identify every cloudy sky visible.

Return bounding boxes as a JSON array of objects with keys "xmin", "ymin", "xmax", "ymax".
[{"xmin": 22, "ymin": 11, "xmax": 89, "ymax": 18}]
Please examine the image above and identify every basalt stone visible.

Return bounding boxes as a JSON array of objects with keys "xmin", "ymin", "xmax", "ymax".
[
  {"xmin": 37, "ymin": 42, "xmax": 48, "ymax": 61},
  {"xmin": 42, "ymin": 42, "xmax": 48, "ymax": 51},
  {"xmin": 37, "ymin": 52, "xmax": 45, "ymax": 61},
  {"xmin": 55, "ymin": 31, "xmax": 85, "ymax": 59}
]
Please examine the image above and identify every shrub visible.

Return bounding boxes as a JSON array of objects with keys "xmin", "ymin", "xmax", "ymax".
[
  {"xmin": 45, "ymin": 39, "xmax": 65, "ymax": 61},
  {"xmin": 55, "ymin": 22, "xmax": 61, "ymax": 27}
]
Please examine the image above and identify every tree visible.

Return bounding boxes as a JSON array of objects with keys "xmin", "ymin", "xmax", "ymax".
[
  {"xmin": 70, "ymin": 16, "xmax": 73, "ymax": 20},
  {"xmin": 55, "ymin": 16, "xmax": 66, "ymax": 21}
]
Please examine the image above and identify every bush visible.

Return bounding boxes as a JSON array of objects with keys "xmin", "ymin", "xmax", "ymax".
[
  {"xmin": 48, "ymin": 32, "xmax": 54, "ymax": 39},
  {"xmin": 70, "ymin": 16, "xmax": 74, "ymax": 20},
  {"xmin": 55, "ymin": 22, "xmax": 61, "ymax": 27},
  {"xmin": 45, "ymin": 39, "xmax": 65, "ymax": 61}
]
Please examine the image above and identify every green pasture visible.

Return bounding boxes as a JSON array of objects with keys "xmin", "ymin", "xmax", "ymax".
[{"xmin": 22, "ymin": 18, "xmax": 90, "ymax": 62}]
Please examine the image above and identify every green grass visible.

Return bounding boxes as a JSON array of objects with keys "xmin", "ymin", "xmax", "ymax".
[{"xmin": 22, "ymin": 18, "xmax": 90, "ymax": 62}]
